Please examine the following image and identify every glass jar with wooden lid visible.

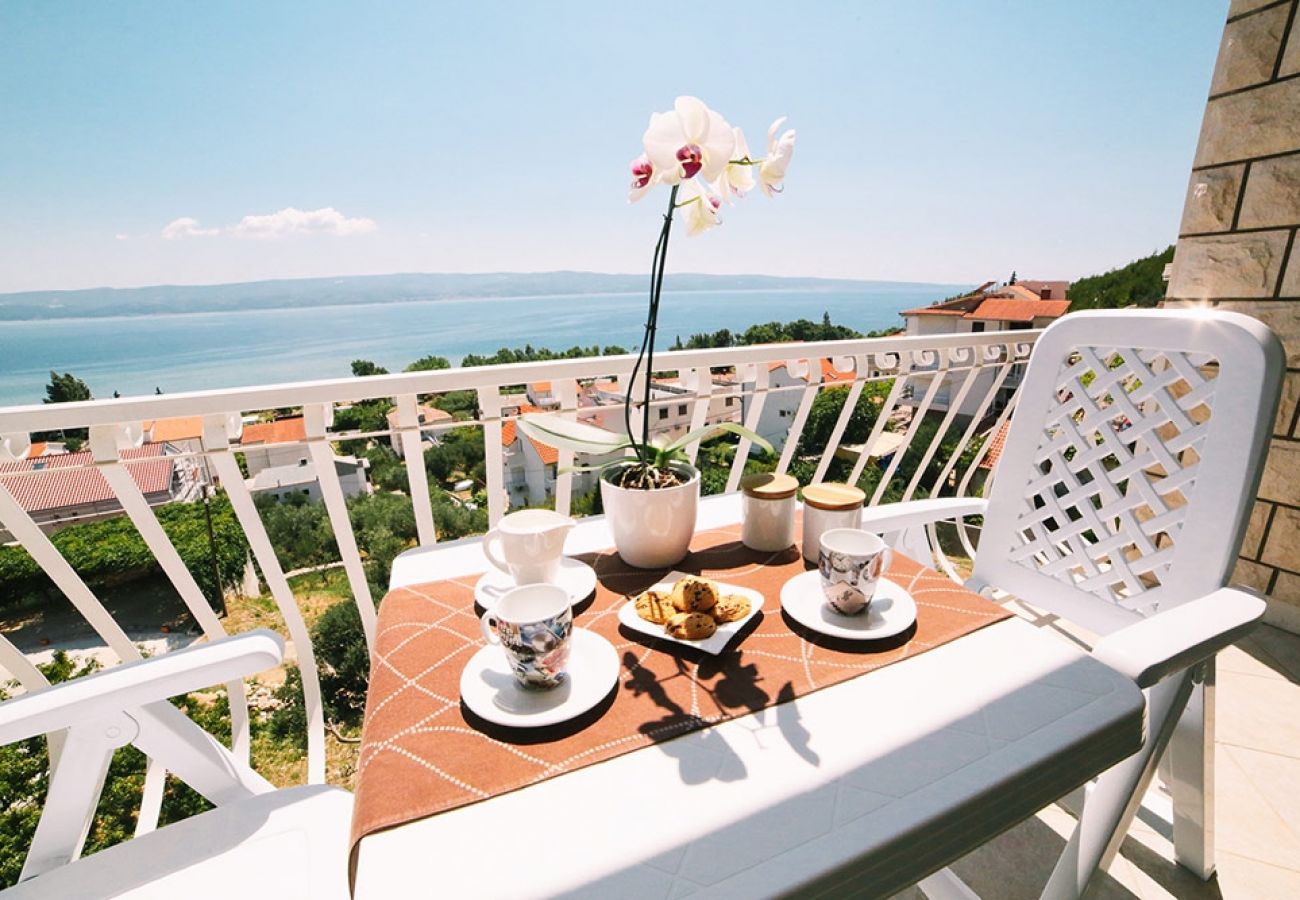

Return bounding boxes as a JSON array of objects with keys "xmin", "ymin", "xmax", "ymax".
[
  {"xmin": 801, "ymin": 482, "xmax": 866, "ymax": 562},
  {"xmin": 740, "ymin": 472, "xmax": 799, "ymax": 552}
]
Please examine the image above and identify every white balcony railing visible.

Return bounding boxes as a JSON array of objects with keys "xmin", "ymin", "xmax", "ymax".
[{"xmin": 0, "ymin": 328, "xmax": 1039, "ymax": 830}]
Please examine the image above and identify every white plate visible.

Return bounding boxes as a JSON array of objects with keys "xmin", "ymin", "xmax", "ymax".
[
  {"xmin": 459, "ymin": 628, "xmax": 619, "ymax": 728},
  {"xmin": 616, "ymin": 571, "xmax": 765, "ymax": 656},
  {"xmin": 473, "ymin": 557, "xmax": 598, "ymax": 610},
  {"xmin": 779, "ymin": 569, "xmax": 917, "ymax": 641}
]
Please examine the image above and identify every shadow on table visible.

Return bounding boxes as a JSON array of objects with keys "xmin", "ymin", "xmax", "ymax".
[
  {"xmin": 780, "ymin": 608, "xmax": 917, "ymax": 654},
  {"xmin": 458, "ymin": 683, "xmax": 619, "ymax": 745}
]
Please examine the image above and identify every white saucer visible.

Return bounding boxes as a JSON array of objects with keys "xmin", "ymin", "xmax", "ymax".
[
  {"xmin": 617, "ymin": 571, "xmax": 764, "ymax": 656},
  {"xmin": 780, "ymin": 569, "xmax": 917, "ymax": 641},
  {"xmin": 474, "ymin": 557, "xmax": 598, "ymax": 610},
  {"xmin": 459, "ymin": 628, "xmax": 619, "ymax": 728}
]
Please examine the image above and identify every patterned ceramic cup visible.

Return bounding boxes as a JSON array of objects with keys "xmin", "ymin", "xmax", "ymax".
[
  {"xmin": 480, "ymin": 583, "xmax": 573, "ymax": 690},
  {"xmin": 818, "ymin": 528, "xmax": 892, "ymax": 616}
]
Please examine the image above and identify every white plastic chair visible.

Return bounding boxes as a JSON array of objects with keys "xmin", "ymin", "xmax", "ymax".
[
  {"xmin": 0, "ymin": 630, "xmax": 352, "ymax": 899},
  {"xmin": 861, "ymin": 310, "xmax": 1283, "ymax": 899}
]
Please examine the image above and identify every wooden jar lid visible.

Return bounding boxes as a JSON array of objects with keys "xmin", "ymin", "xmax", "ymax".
[
  {"xmin": 802, "ymin": 482, "xmax": 865, "ymax": 511},
  {"xmin": 740, "ymin": 472, "xmax": 799, "ymax": 500}
]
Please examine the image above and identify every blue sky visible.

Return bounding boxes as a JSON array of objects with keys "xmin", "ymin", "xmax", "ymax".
[{"xmin": 0, "ymin": 1, "xmax": 1226, "ymax": 293}]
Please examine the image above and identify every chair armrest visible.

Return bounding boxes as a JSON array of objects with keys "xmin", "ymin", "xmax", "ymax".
[
  {"xmin": 0, "ymin": 630, "xmax": 284, "ymax": 745},
  {"xmin": 1091, "ymin": 588, "xmax": 1265, "ymax": 689},
  {"xmin": 857, "ymin": 497, "xmax": 988, "ymax": 534}
]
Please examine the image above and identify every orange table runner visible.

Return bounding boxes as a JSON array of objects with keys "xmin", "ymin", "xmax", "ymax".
[{"xmin": 350, "ymin": 524, "xmax": 1012, "ymax": 855}]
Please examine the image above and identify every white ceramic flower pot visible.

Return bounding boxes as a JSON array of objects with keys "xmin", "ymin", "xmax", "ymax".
[{"xmin": 600, "ymin": 463, "xmax": 700, "ymax": 569}]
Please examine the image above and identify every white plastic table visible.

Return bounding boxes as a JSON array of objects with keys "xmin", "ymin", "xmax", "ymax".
[{"xmin": 355, "ymin": 495, "xmax": 1144, "ymax": 899}]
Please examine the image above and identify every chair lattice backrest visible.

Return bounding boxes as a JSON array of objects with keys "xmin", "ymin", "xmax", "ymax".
[{"xmin": 973, "ymin": 310, "xmax": 1282, "ymax": 637}]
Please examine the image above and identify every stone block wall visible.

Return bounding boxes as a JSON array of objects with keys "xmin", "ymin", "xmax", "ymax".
[{"xmin": 1166, "ymin": 0, "xmax": 1300, "ymax": 631}]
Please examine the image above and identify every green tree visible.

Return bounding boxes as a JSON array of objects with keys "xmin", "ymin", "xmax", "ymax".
[
  {"xmin": 1068, "ymin": 246, "xmax": 1174, "ymax": 311},
  {"xmin": 350, "ymin": 359, "xmax": 389, "ymax": 378},
  {"xmin": 405, "ymin": 355, "xmax": 451, "ymax": 372},
  {"xmin": 43, "ymin": 371, "xmax": 91, "ymax": 404}
]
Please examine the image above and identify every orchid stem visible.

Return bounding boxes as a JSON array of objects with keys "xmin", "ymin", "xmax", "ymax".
[{"xmin": 624, "ymin": 184, "xmax": 678, "ymax": 469}]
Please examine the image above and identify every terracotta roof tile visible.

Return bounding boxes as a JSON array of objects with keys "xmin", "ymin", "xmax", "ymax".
[
  {"xmin": 978, "ymin": 420, "xmax": 1011, "ymax": 470},
  {"xmin": 144, "ymin": 416, "xmax": 205, "ymax": 443},
  {"xmin": 239, "ymin": 417, "xmax": 307, "ymax": 445},
  {"xmin": 0, "ymin": 444, "xmax": 174, "ymax": 514},
  {"xmin": 964, "ymin": 299, "xmax": 1070, "ymax": 322},
  {"xmin": 525, "ymin": 436, "xmax": 560, "ymax": 466},
  {"xmin": 500, "ymin": 420, "xmax": 517, "ymax": 448}
]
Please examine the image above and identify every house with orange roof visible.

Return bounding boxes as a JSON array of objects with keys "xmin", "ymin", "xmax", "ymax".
[
  {"xmin": 499, "ymin": 410, "xmax": 622, "ymax": 508},
  {"xmin": 237, "ymin": 415, "xmax": 370, "ymax": 501},
  {"xmin": 384, "ymin": 404, "xmax": 454, "ymax": 452},
  {"xmin": 0, "ymin": 443, "xmax": 189, "ymax": 539},
  {"xmin": 899, "ymin": 278, "xmax": 1072, "ymax": 421}
]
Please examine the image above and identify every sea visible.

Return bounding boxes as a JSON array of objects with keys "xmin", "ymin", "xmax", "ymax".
[{"xmin": 0, "ymin": 285, "xmax": 957, "ymax": 408}]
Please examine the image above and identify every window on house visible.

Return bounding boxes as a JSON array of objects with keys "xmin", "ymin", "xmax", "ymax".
[
  {"xmin": 971, "ymin": 321, "xmax": 985, "ymax": 333},
  {"xmin": 658, "ymin": 408, "xmax": 668, "ymax": 420},
  {"xmin": 302, "ymin": 489, "xmax": 310, "ymax": 495},
  {"xmin": 678, "ymin": 404, "xmax": 687, "ymax": 415},
  {"xmin": 725, "ymin": 397, "xmax": 733, "ymax": 406}
]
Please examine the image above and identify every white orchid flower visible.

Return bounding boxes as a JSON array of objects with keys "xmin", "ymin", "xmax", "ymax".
[
  {"xmin": 678, "ymin": 179, "xmax": 723, "ymax": 236},
  {"xmin": 758, "ymin": 117, "xmax": 796, "ymax": 197},
  {"xmin": 642, "ymin": 96, "xmax": 736, "ymax": 186},
  {"xmin": 628, "ymin": 154, "xmax": 657, "ymax": 203},
  {"xmin": 713, "ymin": 126, "xmax": 755, "ymax": 203}
]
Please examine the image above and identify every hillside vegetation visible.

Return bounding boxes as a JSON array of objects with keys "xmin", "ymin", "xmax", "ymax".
[{"xmin": 1068, "ymin": 246, "xmax": 1174, "ymax": 311}]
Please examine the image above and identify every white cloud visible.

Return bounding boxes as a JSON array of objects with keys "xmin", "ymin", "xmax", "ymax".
[
  {"xmin": 161, "ymin": 217, "xmax": 220, "ymax": 240},
  {"xmin": 229, "ymin": 206, "xmax": 378, "ymax": 239},
  {"xmin": 114, "ymin": 233, "xmax": 129, "ymax": 241}
]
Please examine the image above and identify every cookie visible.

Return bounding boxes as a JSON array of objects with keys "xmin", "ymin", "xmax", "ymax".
[
  {"xmin": 634, "ymin": 589, "xmax": 674, "ymax": 625},
  {"xmin": 665, "ymin": 611, "xmax": 717, "ymax": 641},
  {"xmin": 671, "ymin": 576, "xmax": 719, "ymax": 613},
  {"xmin": 711, "ymin": 593, "xmax": 752, "ymax": 624}
]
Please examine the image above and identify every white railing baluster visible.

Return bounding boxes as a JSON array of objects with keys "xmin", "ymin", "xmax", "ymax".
[
  {"xmin": 203, "ymin": 418, "xmax": 325, "ymax": 784},
  {"xmin": 725, "ymin": 363, "xmax": 770, "ymax": 493},
  {"xmin": 478, "ymin": 387, "xmax": 506, "ymax": 525},
  {"xmin": 776, "ymin": 360, "xmax": 820, "ymax": 478},
  {"xmin": 812, "ymin": 356, "xmax": 865, "ymax": 485},
  {"xmin": 682, "ymin": 367, "xmax": 713, "ymax": 467},
  {"xmin": 0, "ymin": 632, "xmax": 65, "ymax": 767},
  {"xmin": 930, "ymin": 344, "xmax": 1017, "ymax": 499},
  {"xmin": 303, "ymin": 405, "xmax": 378, "ymax": 652},
  {"xmin": 395, "ymin": 394, "xmax": 438, "ymax": 547},
  {"xmin": 870, "ymin": 350, "xmax": 948, "ymax": 506},
  {"xmin": 554, "ymin": 381, "xmax": 579, "ymax": 516},
  {"xmin": 900, "ymin": 352, "xmax": 981, "ymax": 501},
  {"xmin": 0, "ymin": 483, "xmax": 141, "ymax": 666},
  {"xmin": 848, "ymin": 354, "xmax": 913, "ymax": 489},
  {"xmin": 89, "ymin": 424, "xmax": 252, "ymax": 762},
  {"xmin": 134, "ymin": 760, "xmax": 166, "ymax": 837}
]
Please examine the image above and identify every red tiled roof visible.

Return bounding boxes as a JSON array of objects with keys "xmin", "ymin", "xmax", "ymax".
[
  {"xmin": 500, "ymin": 420, "xmax": 517, "ymax": 448},
  {"xmin": 529, "ymin": 381, "xmax": 553, "ymax": 392},
  {"xmin": 0, "ymin": 444, "xmax": 174, "ymax": 514},
  {"xmin": 820, "ymin": 359, "xmax": 855, "ymax": 384},
  {"xmin": 384, "ymin": 405, "xmax": 453, "ymax": 429},
  {"xmin": 26, "ymin": 442, "xmax": 48, "ymax": 459},
  {"xmin": 239, "ymin": 417, "xmax": 307, "ymax": 445},
  {"xmin": 144, "ymin": 416, "xmax": 205, "ymax": 443},
  {"xmin": 964, "ymin": 299, "xmax": 1071, "ymax": 322},
  {"xmin": 525, "ymin": 436, "xmax": 559, "ymax": 466},
  {"xmin": 978, "ymin": 420, "xmax": 1011, "ymax": 470}
]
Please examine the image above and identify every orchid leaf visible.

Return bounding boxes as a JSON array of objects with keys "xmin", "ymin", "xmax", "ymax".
[
  {"xmin": 517, "ymin": 414, "xmax": 631, "ymax": 455},
  {"xmin": 663, "ymin": 421, "xmax": 774, "ymax": 455}
]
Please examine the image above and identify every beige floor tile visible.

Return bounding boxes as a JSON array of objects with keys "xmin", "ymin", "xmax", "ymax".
[
  {"xmin": 1215, "ymin": 851, "xmax": 1300, "ymax": 897},
  {"xmin": 1217, "ymin": 644, "xmax": 1286, "ymax": 681},
  {"xmin": 1213, "ymin": 744, "xmax": 1300, "ymax": 867},
  {"xmin": 1222, "ymin": 745, "xmax": 1300, "ymax": 856},
  {"xmin": 1239, "ymin": 624, "xmax": 1300, "ymax": 683},
  {"xmin": 1216, "ymin": 670, "xmax": 1300, "ymax": 758}
]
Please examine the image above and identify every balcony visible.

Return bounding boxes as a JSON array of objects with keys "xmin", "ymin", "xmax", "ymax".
[{"xmin": 0, "ymin": 327, "xmax": 1296, "ymax": 898}]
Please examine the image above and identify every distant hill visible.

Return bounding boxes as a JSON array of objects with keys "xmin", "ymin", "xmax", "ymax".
[
  {"xmin": 0, "ymin": 272, "xmax": 965, "ymax": 321},
  {"xmin": 1068, "ymin": 246, "xmax": 1174, "ymax": 311}
]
